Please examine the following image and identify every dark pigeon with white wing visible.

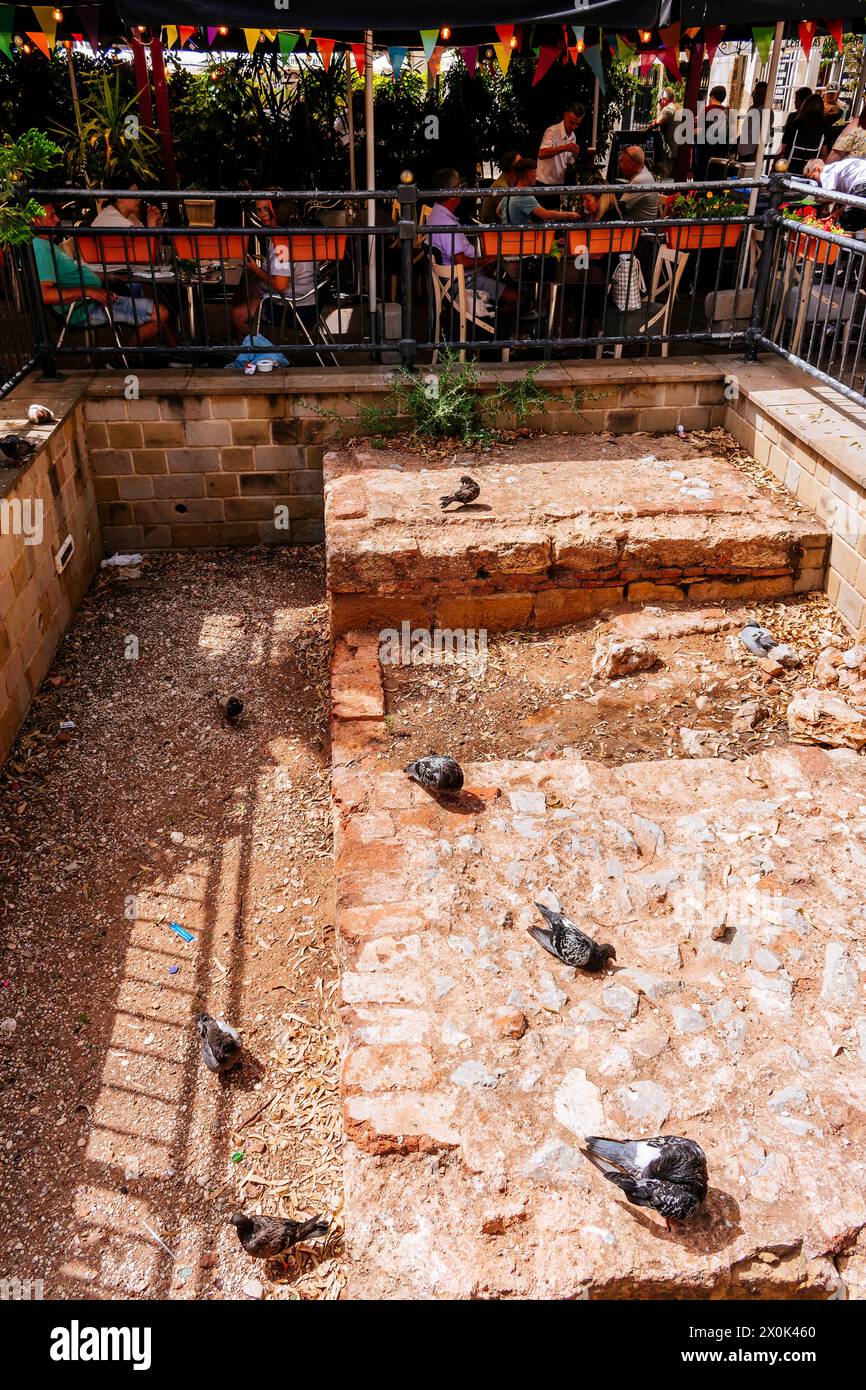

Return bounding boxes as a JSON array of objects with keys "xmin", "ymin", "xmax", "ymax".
[
  {"xmin": 581, "ymin": 1134, "xmax": 708, "ymax": 1227},
  {"xmin": 528, "ymin": 901, "xmax": 616, "ymax": 972},
  {"xmin": 195, "ymin": 1011, "xmax": 241, "ymax": 1073},
  {"xmin": 404, "ymin": 755, "xmax": 464, "ymax": 795}
]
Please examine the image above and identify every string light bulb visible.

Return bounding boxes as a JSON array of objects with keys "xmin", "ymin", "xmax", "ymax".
[
  {"xmin": 218, "ymin": 25, "xmax": 229, "ymax": 36},
  {"xmin": 639, "ymin": 29, "xmax": 652, "ymax": 42},
  {"xmin": 22, "ymin": 42, "xmax": 31, "ymax": 53},
  {"xmin": 576, "ymin": 38, "xmax": 585, "ymax": 53},
  {"xmin": 52, "ymin": 7, "xmax": 63, "ymax": 20},
  {"xmin": 509, "ymin": 35, "xmax": 517, "ymax": 49},
  {"xmin": 440, "ymin": 26, "xmax": 451, "ymax": 40}
]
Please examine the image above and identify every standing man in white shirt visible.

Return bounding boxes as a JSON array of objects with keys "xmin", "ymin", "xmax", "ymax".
[{"xmin": 536, "ymin": 103, "xmax": 585, "ymax": 206}]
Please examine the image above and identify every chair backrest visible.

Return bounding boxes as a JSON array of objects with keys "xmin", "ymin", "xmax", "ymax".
[
  {"xmin": 184, "ymin": 198, "xmax": 216, "ymax": 227},
  {"xmin": 76, "ymin": 231, "xmax": 158, "ymax": 266},
  {"xmin": 174, "ymin": 232, "xmax": 246, "ymax": 262},
  {"xmin": 650, "ymin": 244, "xmax": 688, "ymax": 304}
]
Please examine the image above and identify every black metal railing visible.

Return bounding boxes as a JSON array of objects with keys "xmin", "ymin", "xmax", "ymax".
[{"xmin": 7, "ymin": 175, "xmax": 866, "ymax": 403}]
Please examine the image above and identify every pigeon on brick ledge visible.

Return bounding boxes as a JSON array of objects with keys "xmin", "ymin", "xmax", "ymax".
[
  {"xmin": 581, "ymin": 1134, "xmax": 708, "ymax": 1228},
  {"xmin": 528, "ymin": 901, "xmax": 616, "ymax": 972}
]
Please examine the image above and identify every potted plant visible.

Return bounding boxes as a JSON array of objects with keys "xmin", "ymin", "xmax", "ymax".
[
  {"xmin": 780, "ymin": 202, "xmax": 843, "ymax": 267},
  {"xmin": 664, "ymin": 188, "xmax": 748, "ymax": 251},
  {"xmin": 0, "ymin": 129, "xmax": 62, "ymax": 250}
]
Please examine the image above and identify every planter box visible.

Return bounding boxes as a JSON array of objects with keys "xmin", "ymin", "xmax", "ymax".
[
  {"xmin": 272, "ymin": 233, "xmax": 348, "ymax": 262},
  {"xmin": 567, "ymin": 226, "xmax": 640, "ymax": 257},
  {"xmin": 786, "ymin": 234, "xmax": 839, "ymax": 267},
  {"xmin": 480, "ymin": 228, "xmax": 554, "ymax": 257},
  {"xmin": 665, "ymin": 223, "xmax": 743, "ymax": 251},
  {"xmin": 174, "ymin": 232, "xmax": 247, "ymax": 262}
]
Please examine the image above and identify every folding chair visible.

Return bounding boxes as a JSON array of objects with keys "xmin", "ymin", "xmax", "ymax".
[
  {"xmin": 598, "ymin": 244, "xmax": 689, "ymax": 358},
  {"xmin": 429, "ymin": 259, "xmax": 510, "ymax": 364}
]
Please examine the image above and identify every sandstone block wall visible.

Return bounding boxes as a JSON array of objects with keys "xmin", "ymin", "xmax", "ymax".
[{"xmin": 0, "ymin": 383, "xmax": 101, "ymax": 764}]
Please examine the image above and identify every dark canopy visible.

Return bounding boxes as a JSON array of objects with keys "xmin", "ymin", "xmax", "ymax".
[{"xmin": 117, "ymin": 2, "xmax": 669, "ymax": 32}]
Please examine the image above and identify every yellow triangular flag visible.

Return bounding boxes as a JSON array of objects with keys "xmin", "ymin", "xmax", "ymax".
[
  {"xmin": 243, "ymin": 28, "xmax": 261, "ymax": 53},
  {"xmin": 493, "ymin": 41, "xmax": 512, "ymax": 76},
  {"xmin": 300, "ymin": 28, "xmax": 312, "ymax": 45},
  {"xmin": 31, "ymin": 6, "xmax": 58, "ymax": 50},
  {"xmin": 163, "ymin": 25, "xmax": 178, "ymax": 49}
]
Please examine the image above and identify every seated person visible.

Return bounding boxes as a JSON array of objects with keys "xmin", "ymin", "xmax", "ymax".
[
  {"xmin": 779, "ymin": 94, "xmax": 831, "ymax": 173},
  {"xmin": 498, "ymin": 158, "xmax": 583, "ymax": 224},
  {"xmin": 617, "ymin": 146, "xmax": 658, "ymax": 220},
  {"xmin": 32, "ymin": 200, "xmax": 173, "ymax": 348},
  {"xmin": 803, "ymin": 156, "xmax": 866, "ymax": 230},
  {"xmin": 827, "ymin": 107, "xmax": 866, "ymax": 162},
  {"xmin": 92, "ymin": 183, "xmax": 164, "ymax": 232},
  {"xmin": 480, "ymin": 151, "xmax": 520, "ymax": 223},
  {"xmin": 428, "ymin": 168, "xmax": 517, "ymax": 315},
  {"xmin": 822, "ymin": 88, "xmax": 847, "ymax": 132},
  {"xmin": 581, "ymin": 189, "xmax": 623, "ymax": 223},
  {"xmin": 232, "ymin": 197, "xmax": 322, "ymax": 340}
]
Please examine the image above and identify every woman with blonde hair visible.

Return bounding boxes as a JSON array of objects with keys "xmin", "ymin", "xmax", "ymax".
[{"xmin": 582, "ymin": 188, "xmax": 623, "ymax": 222}]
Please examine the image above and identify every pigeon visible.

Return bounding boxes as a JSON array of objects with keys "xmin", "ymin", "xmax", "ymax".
[
  {"xmin": 740, "ymin": 621, "xmax": 777, "ymax": 658},
  {"xmin": 27, "ymin": 404, "xmax": 55, "ymax": 425},
  {"xmin": 440, "ymin": 475, "xmax": 480, "ymax": 509},
  {"xmin": 218, "ymin": 696, "xmax": 243, "ymax": 722},
  {"xmin": 528, "ymin": 901, "xmax": 616, "ymax": 971},
  {"xmin": 0, "ymin": 434, "xmax": 36, "ymax": 463},
  {"xmin": 229, "ymin": 1211, "xmax": 329, "ymax": 1259},
  {"xmin": 581, "ymin": 1135, "xmax": 708, "ymax": 1228},
  {"xmin": 404, "ymin": 755, "xmax": 464, "ymax": 794},
  {"xmin": 195, "ymin": 1011, "xmax": 241, "ymax": 1073}
]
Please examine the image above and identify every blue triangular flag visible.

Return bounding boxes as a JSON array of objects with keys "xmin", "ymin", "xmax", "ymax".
[
  {"xmin": 583, "ymin": 42, "xmax": 605, "ymax": 94},
  {"xmin": 388, "ymin": 45, "xmax": 408, "ymax": 78}
]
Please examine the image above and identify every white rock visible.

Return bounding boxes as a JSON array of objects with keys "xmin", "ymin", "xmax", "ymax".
[
  {"xmin": 554, "ymin": 1068, "xmax": 605, "ymax": 1137},
  {"xmin": 821, "ymin": 942, "xmax": 860, "ymax": 1009},
  {"xmin": 615, "ymin": 1080, "xmax": 671, "ymax": 1130}
]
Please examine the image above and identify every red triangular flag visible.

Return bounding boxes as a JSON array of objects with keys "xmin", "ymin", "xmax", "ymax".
[
  {"xmin": 25, "ymin": 31, "xmax": 51, "ymax": 58},
  {"xmin": 659, "ymin": 44, "xmax": 681, "ymax": 81},
  {"xmin": 826, "ymin": 20, "xmax": 843, "ymax": 54},
  {"xmin": 639, "ymin": 51, "xmax": 656, "ymax": 79},
  {"xmin": 532, "ymin": 42, "xmax": 562, "ymax": 86},
  {"xmin": 350, "ymin": 42, "xmax": 365, "ymax": 76},
  {"xmin": 178, "ymin": 26, "xmax": 196, "ymax": 48},
  {"xmin": 798, "ymin": 21, "xmax": 816, "ymax": 58},
  {"xmin": 704, "ymin": 26, "xmax": 724, "ymax": 65},
  {"xmin": 495, "ymin": 24, "xmax": 514, "ymax": 49},
  {"xmin": 461, "ymin": 45, "xmax": 478, "ymax": 76},
  {"xmin": 316, "ymin": 36, "xmax": 335, "ymax": 70}
]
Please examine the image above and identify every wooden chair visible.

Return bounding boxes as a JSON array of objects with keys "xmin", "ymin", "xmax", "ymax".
[
  {"xmin": 429, "ymin": 259, "xmax": 509, "ymax": 364},
  {"xmin": 597, "ymin": 245, "xmax": 689, "ymax": 359}
]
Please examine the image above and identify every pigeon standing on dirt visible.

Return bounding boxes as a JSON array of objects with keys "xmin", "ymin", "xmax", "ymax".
[
  {"xmin": 218, "ymin": 696, "xmax": 244, "ymax": 722},
  {"xmin": 195, "ymin": 1011, "xmax": 241, "ymax": 1073},
  {"xmin": 581, "ymin": 1135, "xmax": 708, "ymax": 1227},
  {"xmin": 0, "ymin": 434, "xmax": 36, "ymax": 463},
  {"xmin": 740, "ymin": 621, "xmax": 777, "ymax": 658},
  {"xmin": 229, "ymin": 1211, "xmax": 329, "ymax": 1258},
  {"xmin": 528, "ymin": 901, "xmax": 616, "ymax": 972},
  {"xmin": 27, "ymin": 404, "xmax": 55, "ymax": 425},
  {"xmin": 404, "ymin": 755, "xmax": 464, "ymax": 794},
  {"xmin": 440, "ymin": 476, "xmax": 480, "ymax": 510}
]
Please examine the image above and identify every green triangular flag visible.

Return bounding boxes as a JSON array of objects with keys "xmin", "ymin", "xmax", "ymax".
[
  {"xmin": 0, "ymin": 4, "xmax": 14, "ymax": 60},
  {"xmin": 616, "ymin": 34, "xmax": 635, "ymax": 63},
  {"xmin": 752, "ymin": 25, "xmax": 774, "ymax": 65},
  {"xmin": 278, "ymin": 32, "xmax": 299, "ymax": 57},
  {"xmin": 419, "ymin": 30, "xmax": 438, "ymax": 64}
]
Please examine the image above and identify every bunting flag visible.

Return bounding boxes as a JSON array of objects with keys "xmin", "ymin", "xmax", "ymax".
[
  {"xmin": 684, "ymin": 26, "xmax": 700, "ymax": 38},
  {"xmin": 572, "ymin": 24, "xmax": 584, "ymax": 50},
  {"xmin": 567, "ymin": 45, "xmax": 578, "ymax": 64},
  {"xmin": 316, "ymin": 36, "xmax": 335, "ymax": 69},
  {"xmin": 163, "ymin": 24, "xmax": 178, "ymax": 48},
  {"xmin": 350, "ymin": 41, "xmax": 366, "ymax": 75},
  {"xmin": 583, "ymin": 42, "xmax": 605, "ymax": 94},
  {"xmin": 798, "ymin": 21, "xmax": 816, "ymax": 57},
  {"xmin": 207, "ymin": 26, "xmax": 220, "ymax": 44},
  {"xmin": 704, "ymin": 25, "xmax": 724, "ymax": 64},
  {"xmin": 32, "ymin": 6, "xmax": 58, "ymax": 50},
  {"xmin": 826, "ymin": 20, "xmax": 844, "ymax": 54},
  {"xmin": 76, "ymin": 5, "xmax": 100, "ymax": 53},
  {"xmin": 388, "ymin": 46, "xmax": 408, "ymax": 78},
  {"xmin": 659, "ymin": 21, "xmax": 681, "ymax": 52},
  {"xmin": 616, "ymin": 34, "xmax": 635, "ymax": 63},
  {"xmin": 243, "ymin": 29, "xmax": 262, "ymax": 53},
  {"xmin": 25, "ymin": 31, "xmax": 51, "ymax": 57},
  {"xmin": 495, "ymin": 24, "xmax": 514, "ymax": 49},
  {"xmin": 0, "ymin": 4, "xmax": 13, "ymax": 61},
  {"xmin": 532, "ymin": 42, "xmax": 562, "ymax": 86},
  {"xmin": 752, "ymin": 26, "xmax": 774, "ymax": 64},
  {"xmin": 420, "ymin": 29, "xmax": 438, "ymax": 64},
  {"xmin": 493, "ymin": 41, "xmax": 512, "ymax": 76},
  {"xmin": 178, "ymin": 25, "xmax": 196, "ymax": 48},
  {"xmin": 639, "ymin": 50, "xmax": 655, "ymax": 78},
  {"xmin": 299, "ymin": 28, "xmax": 312, "ymax": 45},
  {"xmin": 460, "ymin": 44, "xmax": 478, "ymax": 75},
  {"xmin": 428, "ymin": 45, "xmax": 444, "ymax": 80},
  {"xmin": 278, "ymin": 31, "xmax": 299, "ymax": 57}
]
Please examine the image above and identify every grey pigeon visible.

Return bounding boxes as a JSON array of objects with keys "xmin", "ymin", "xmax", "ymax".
[
  {"xmin": 404, "ymin": 755, "xmax": 464, "ymax": 794},
  {"xmin": 27, "ymin": 404, "xmax": 55, "ymax": 424},
  {"xmin": 0, "ymin": 434, "xmax": 36, "ymax": 463},
  {"xmin": 229, "ymin": 1211, "xmax": 329, "ymax": 1258},
  {"xmin": 740, "ymin": 621, "xmax": 777, "ymax": 658},
  {"xmin": 581, "ymin": 1134, "xmax": 708, "ymax": 1227},
  {"xmin": 440, "ymin": 475, "xmax": 480, "ymax": 509},
  {"xmin": 195, "ymin": 1011, "xmax": 241, "ymax": 1073},
  {"xmin": 528, "ymin": 901, "xmax": 616, "ymax": 971}
]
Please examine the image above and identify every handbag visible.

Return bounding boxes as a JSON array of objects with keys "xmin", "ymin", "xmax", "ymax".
[{"xmin": 610, "ymin": 253, "xmax": 645, "ymax": 312}]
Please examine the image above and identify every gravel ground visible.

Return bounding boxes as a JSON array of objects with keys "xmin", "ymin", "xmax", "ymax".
[{"xmin": 0, "ymin": 546, "xmax": 344, "ymax": 1300}]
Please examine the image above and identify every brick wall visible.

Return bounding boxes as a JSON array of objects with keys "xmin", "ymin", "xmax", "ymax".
[
  {"xmin": 0, "ymin": 387, "xmax": 100, "ymax": 764},
  {"xmin": 722, "ymin": 358, "xmax": 866, "ymax": 637}
]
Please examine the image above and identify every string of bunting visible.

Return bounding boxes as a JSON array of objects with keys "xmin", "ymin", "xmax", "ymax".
[{"xmin": 0, "ymin": 16, "xmax": 857, "ymax": 74}]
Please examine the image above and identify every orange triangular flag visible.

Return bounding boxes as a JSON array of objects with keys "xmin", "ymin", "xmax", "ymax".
[
  {"xmin": 316, "ymin": 36, "xmax": 335, "ymax": 70},
  {"xmin": 493, "ymin": 41, "xmax": 512, "ymax": 75},
  {"xmin": 798, "ymin": 21, "xmax": 816, "ymax": 57},
  {"xmin": 350, "ymin": 42, "xmax": 366, "ymax": 76},
  {"xmin": 243, "ymin": 29, "xmax": 261, "ymax": 54},
  {"xmin": 31, "ymin": 7, "xmax": 57, "ymax": 50},
  {"xmin": 25, "ymin": 31, "xmax": 51, "ymax": 58},
  {"xmin": 427, "ymin": 45, "xmax": 444, "ymax": 80},
  {"xmin": 178, "ymin": 26, "xmax": 196, "ymax": 48}
]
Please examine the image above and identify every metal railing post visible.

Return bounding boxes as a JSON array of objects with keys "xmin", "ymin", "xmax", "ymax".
[
  {"xmin": 397, "ymin": 177, "xmax": 417, "ymax": 373},
  {"xmin": 746, "ymin": 174, "xmax": 783, "ymax": 363}
]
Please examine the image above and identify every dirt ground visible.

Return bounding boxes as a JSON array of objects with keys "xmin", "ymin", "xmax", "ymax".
[
  {"xmin": 382, "ymin": 593, "xmax": 848, "ymax": 768},
  {"xmin": 0, "ymin": 546, "xmax": 343, "ymax": 1300}
]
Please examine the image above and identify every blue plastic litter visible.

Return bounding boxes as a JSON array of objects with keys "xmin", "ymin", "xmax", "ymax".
[
  {"xmin": 168, "ymin": 965, "xmax": 180, "ymax": 974},
  {"xmin": 229, "ymin": 334, "xmax": 289, "ymax": 369},
  {"xmin": 168, "ymin": 922, "xmax": 194, "ymax": 943}
]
